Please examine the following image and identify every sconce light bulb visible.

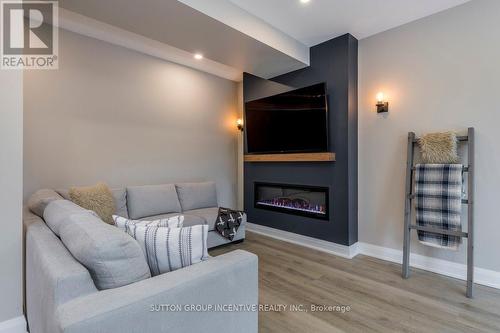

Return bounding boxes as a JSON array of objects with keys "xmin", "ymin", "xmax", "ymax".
[
  {"xmin": 236, "ymin": 118, "xmax": 244, "ymax": 131},
  {"xmin": 376, "ymin": 92, "xmax": 385, "ymax": 103}
]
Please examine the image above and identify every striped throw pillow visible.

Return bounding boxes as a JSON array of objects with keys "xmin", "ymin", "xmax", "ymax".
[
  {"xmin": 126, "ymin": 224, "xmax": 209, "ymax": 276},
  {"xmin": 112, "ymin": 215, "xmax": 183, "ymax": 234}
]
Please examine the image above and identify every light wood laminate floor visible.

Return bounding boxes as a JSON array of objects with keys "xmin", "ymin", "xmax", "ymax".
[{"xmin": 210, "ymin": 231, "xmax": 500, "ymax": 333}]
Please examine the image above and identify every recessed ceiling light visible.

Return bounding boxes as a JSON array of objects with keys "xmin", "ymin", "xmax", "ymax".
[
  {"xmin": 300, "ymin": 0, "xmax": 310, "ymax": 4},
  {"xmin": 194, "ymin": 53, "xmax": 203, "ymax": 60}
]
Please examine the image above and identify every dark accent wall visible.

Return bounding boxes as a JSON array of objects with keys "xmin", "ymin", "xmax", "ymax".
[{"xmin": 243, "ymin": 34, "xmax": 358, "ymax": 246}]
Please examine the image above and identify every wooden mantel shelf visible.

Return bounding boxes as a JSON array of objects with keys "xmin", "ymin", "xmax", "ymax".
[{"xmin": 244, "ymin": 152, "xmax": 335, "ymax": 162}]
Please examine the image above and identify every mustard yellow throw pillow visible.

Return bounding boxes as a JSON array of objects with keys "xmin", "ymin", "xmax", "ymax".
[{"xmin": 69, "ymin": 183, "xmax": 116, "ymax": 224}]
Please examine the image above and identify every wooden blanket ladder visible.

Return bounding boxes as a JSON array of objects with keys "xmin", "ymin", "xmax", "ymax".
[{"xmin": 402, "ymin": 127, "xmax": 475, "ymax": 298}]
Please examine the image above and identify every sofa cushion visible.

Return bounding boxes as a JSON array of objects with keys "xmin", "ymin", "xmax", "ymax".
[
  {"xmin": 57, "ymin": 204, "xmax": 151, "ymax": 290},
  {"xmin": 126, "ymin": 224, "xmax": 209, "ymax": 276},
  {"xmin": 176, "ymin": 182, "xmax": 217, "ymax": 211},
  {"xmin": 140, "ymin": 213, "xmax": 205, "ymax": 228},
  {"xmin": 43, "ymin": 200, "xmax": 91, "ymax": 236},
  {"xmin": 28, "ymin": 189, "xmax": 63, "ymax": 218},
  {"xmin": 69, "ymin": 183, "xmax": 116, "ymax": 224},
  {"xmin": 127, "ymin": 184, "xmax": 182, "ymax": 219},
  {"xmin": 111, "ymin": 188, "xmax": 129, "ymax": 218},
  {"xmin": 57, "ymin": 187, "xmax": 130, "ymax": 219},
  {"xmin": 184, "ymin": 207, "xmax": 219, "ymax": 231}
]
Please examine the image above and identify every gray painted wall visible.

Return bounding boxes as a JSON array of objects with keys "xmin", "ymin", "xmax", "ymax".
[
  {"xmin": 0, "ymin": 71, "xmax": 23, "ymax": 323},
  {"xmin": 359, "ymin": 0, "xmax": 500, "ymax": 271},
  {"xmin": 24, "ymin": 29, "xmax": 239, "ymax": 208}
]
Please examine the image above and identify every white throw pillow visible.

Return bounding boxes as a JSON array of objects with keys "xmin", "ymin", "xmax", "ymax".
[
  {"xmin": 126, "ymin": 224, "xmax": 209, "ymax": 276},
  {"xmin": 112, "ymin": 215, "xmax": 184, "ymax": 234}
]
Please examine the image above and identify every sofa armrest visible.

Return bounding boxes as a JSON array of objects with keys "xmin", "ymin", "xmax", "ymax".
[{"xmin": 56, "ymin": 250, "xmax": 258, "ymax": 333}]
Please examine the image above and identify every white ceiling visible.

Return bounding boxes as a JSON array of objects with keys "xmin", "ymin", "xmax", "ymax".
[
  {"xmin": 58, "ymin": 0, "xmax": 309, "ymax": 80},
  {"xmin": 56, "ymin": 0, "xmax": 472, "ymax": 81},
  {"xmin": 228, "ymin": 0, "xmax": 471, "ymax": 46}
]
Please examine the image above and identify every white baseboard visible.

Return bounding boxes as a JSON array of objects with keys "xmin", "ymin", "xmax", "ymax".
[
  {"xmin": 0, "ymin": 316, "xmax": 27, "ymax": 333},
  {"xmin": 246, "ymin": 223, "xmax": 359, "ymax": 259},
  {"xmin": 357, "ymin": 242, "xmax": 500, "ymax": 290},
  {"xmin": 246, "ymin": 223, "xmax": 500, "ymax": 290}
]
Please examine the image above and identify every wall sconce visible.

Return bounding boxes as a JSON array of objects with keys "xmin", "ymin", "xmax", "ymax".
[
  {"xmin": 376, "ymin": 92, "xmax": 389, "ymax": 113},
  {"xmin": 236, "ymin": 118, "xmax": 244, "ymax": 132}
]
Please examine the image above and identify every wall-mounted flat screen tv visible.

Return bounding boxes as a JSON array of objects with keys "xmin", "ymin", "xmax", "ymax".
[{"xmin": 245, "ymin": 83, "xmax": 328, "ymax": 154}]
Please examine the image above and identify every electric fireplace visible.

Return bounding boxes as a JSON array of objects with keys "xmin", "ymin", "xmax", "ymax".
[{"xmin": 254, "ymin": 182, "xmax": 329, "ymax": 220}]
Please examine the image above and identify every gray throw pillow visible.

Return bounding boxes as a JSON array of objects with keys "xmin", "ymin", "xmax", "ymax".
[
  {"xmin": 176, "ymin": 182, "xmax": 218, "ymax": 211},
  {"xmin": 59, "ymin": 208, "xmax": 151, "ymax": 290}
]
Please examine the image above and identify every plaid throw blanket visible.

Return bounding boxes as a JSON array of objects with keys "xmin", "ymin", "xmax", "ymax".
[{"xmin": 415, "ymin": 164, "xmax": 463, "ymax": 250}]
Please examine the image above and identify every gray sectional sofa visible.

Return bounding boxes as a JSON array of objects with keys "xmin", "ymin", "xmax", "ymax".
[
  {"xmin": 55, "ymin": 181, "xmax": 246, "ymax": 248},
  {"xmin": 24, "ymin": 182, "xmax": 257, "ymax": 333}
]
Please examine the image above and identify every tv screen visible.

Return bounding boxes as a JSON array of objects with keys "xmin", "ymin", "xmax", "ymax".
[{"xmin": 245, "ymin": 83, "xmax": 328, "ymax": 154}]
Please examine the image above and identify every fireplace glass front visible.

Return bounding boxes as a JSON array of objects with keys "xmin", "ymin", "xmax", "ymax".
[{"xmin": 254, "ymin": 182, "xmax": 329, "ymax": 220}]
